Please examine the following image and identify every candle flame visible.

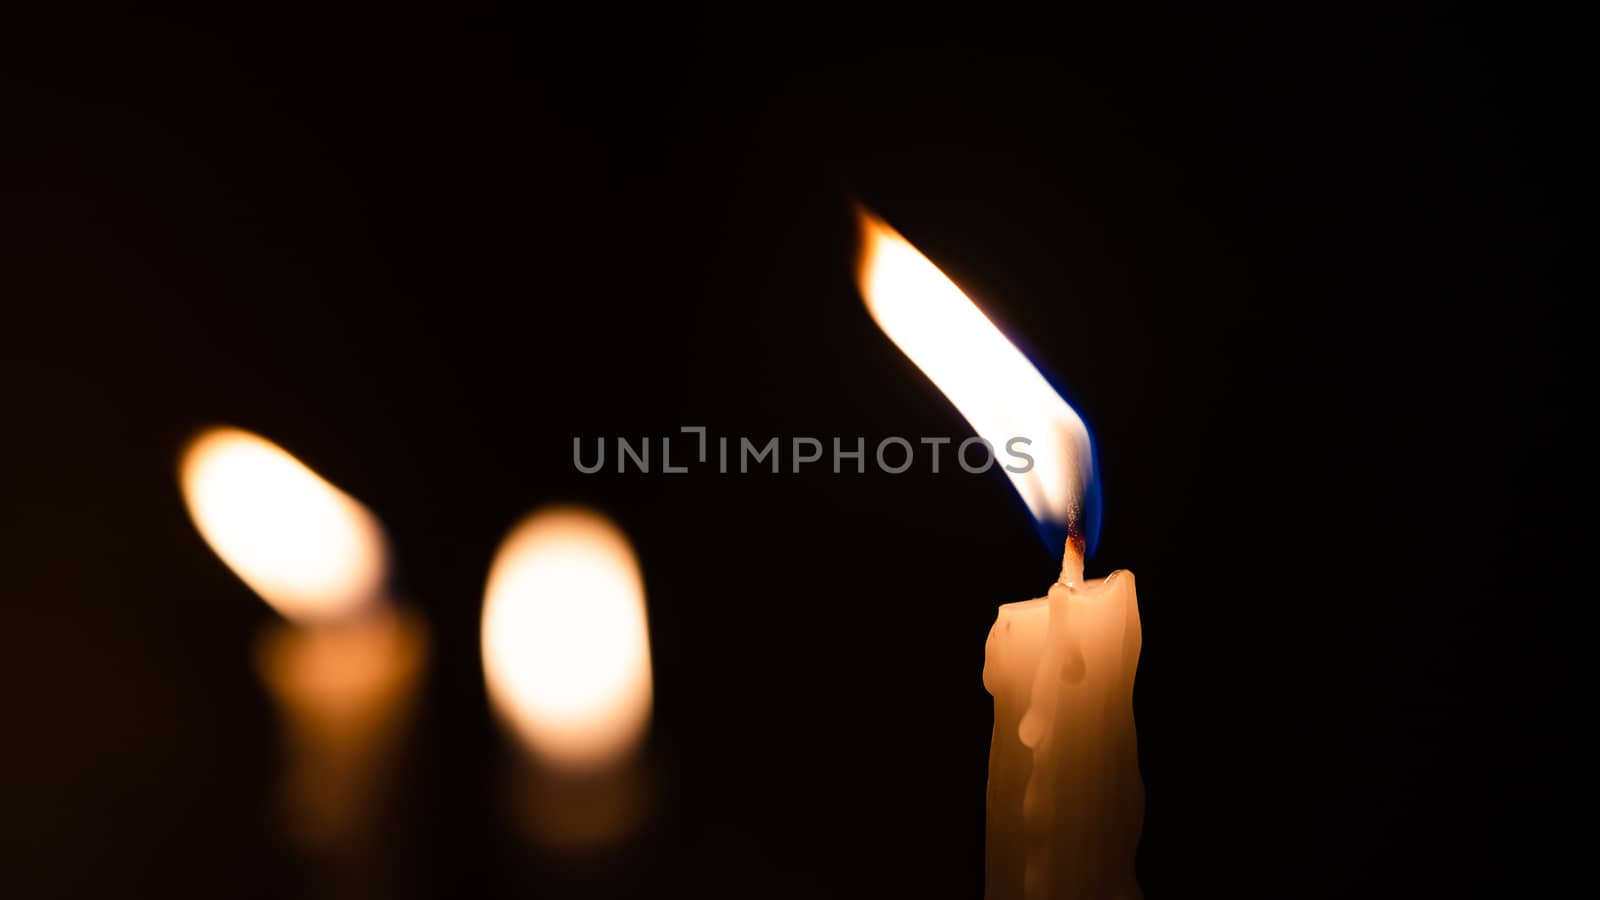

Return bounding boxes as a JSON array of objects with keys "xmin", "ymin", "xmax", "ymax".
[
  {"xmin": 855, "ymin": 207, "xmax": 1097, "ymax": 553},
  {"xmin": 481, "ymin": 506, "xmax": 653, "ymax": 771},
  {"xmin": 179, "ymin": 426, "xmax": 389, "ymax": 624}
]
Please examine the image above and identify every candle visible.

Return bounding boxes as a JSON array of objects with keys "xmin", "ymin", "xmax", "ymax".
[
  {"xmin": 481, "ymin": 505, "xmax": 654, "ymax": 850},
  {"xmin": 983, "ymin": 548, "xmax": 1142, "ymax": 900},
  {"xmin": 856, "ymin": 209, "xmax": 1144, "ymax": 899},
  {"xmin": 179, "ymin": 427, "xmax": 426, "ymax": 883}
]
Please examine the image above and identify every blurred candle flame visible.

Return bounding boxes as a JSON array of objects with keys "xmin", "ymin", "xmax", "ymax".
[
  {"xmin": 855, "ymin": 207, "xmax": 1097, "ymax": 552},
  {"xmin": 482, "ymin": 506, "xmax": 653, "ymax": 772},
  {"xmin": 179, "ymin": 426, "xmax": 389, "ymax": 624}
]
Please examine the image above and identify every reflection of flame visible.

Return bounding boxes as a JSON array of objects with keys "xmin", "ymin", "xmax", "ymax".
[
  {"xmin": 481, "ymin": 506, "xmax": 653, "ymax": 771},
  {"xmin": 856, "ymin": 208, "xmax": 1096, "ymax": 548},
  {"xmin": 180, "ymin": 427, "xmax": 388, "ymax": 624}
]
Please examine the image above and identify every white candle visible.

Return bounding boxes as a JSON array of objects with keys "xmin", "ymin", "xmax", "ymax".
[
  {"xmin": 179, "ymin": 426, "xmax": 426, "ymax": 866},
  {"xmin": 984, "ymin": 545, "xmax": 1142, "ymax": 900},
  {"xmin": 855, "ymin": 208, "xmax": 1144, "ymax": 899},
  {"xmin": 481, "ymin": 505, "xmax": 654, "ymax": 849}
]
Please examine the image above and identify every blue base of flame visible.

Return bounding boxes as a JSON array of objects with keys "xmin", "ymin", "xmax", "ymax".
[{"xmin": 1031, "ymin": 367, "xmax": 1103, "ymax": 562}]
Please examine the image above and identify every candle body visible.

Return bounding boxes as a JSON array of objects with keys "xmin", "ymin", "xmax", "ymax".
[
  {"xmin": 254, "ymin": 607, "xmax": 426, "ymax": 859},
  {"xmin": 505, "ymin": 749, "xmax": 652, "ymax": 851},
  {"xmin": 983, "ymin": 571, "xmax": 1143, "ymax": 900}
]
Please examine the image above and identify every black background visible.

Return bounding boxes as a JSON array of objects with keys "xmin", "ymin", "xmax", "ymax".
[{"xmin": 3, "ymin": 5, "xmax": 1579, "ymax": 899}]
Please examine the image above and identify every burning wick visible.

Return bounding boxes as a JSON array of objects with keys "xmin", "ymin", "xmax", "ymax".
[
  {"xmin": 179, "ymin": 426, "xmax": 426, "ymax": 887},
  {"xmin": 856, "ymin": 207, "xmax": 1144, "ymax": 900},
  {"xmin": 481, "ymin": 505, "xmax": 654, "ymax": 850}
]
